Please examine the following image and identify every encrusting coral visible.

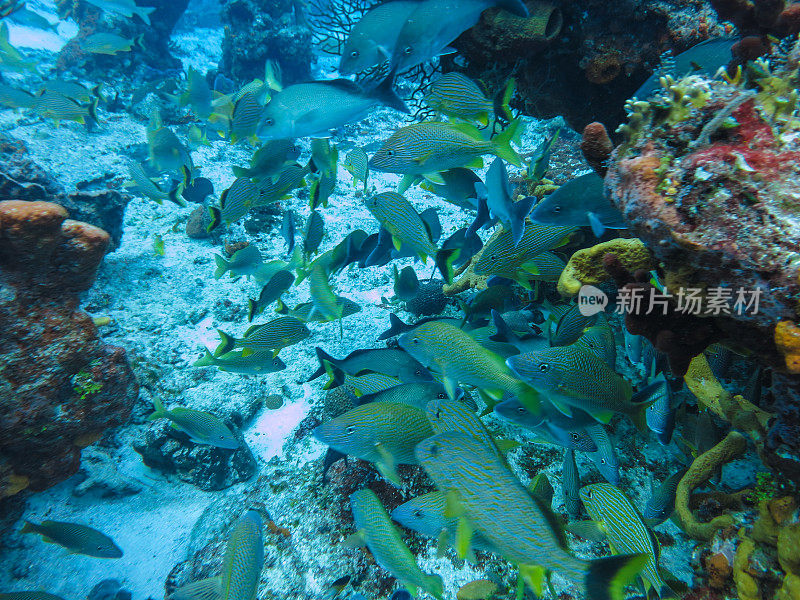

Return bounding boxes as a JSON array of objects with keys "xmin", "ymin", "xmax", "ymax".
[
  {"xmin": 0, "ymin": 201, "xmax": 138, "ymax": 499},
  {"xmin": 556, "ymin": 238, "xmax": 653, "ymax": 297}
]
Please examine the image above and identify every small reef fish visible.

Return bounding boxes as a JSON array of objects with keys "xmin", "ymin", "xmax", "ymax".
[
  {"xmin": 233, "ymin": 139, "xmax": 300, "ymax": 181},
  {"xmin": 393, "ymin": 265, "xmax": 419, "ymax": 301},
  {"xmin": 247, "ymin": 269, "xmax": 295, "ymax": 322},
  {"xmin": 40, "ymin": 81, "xmax": 100, "ymax": 103},
  {"xmin": 148, "ymin": 118, "xmax": 193, "ymax": 174},
  {"xmin": 338, "ymin": 0, "xmax": 419, "ymax": 74},
  {"xmin": 585, "ymin": 424, "xmax": 621, "ymax": 485},
  {"xmin": 548, "ymin": 303, "xmax": 595, "ymax": 347},
  {"xmin": 32, "ymin": 91, "xmax": 98, "ymax": 126},
  {"xmin": 343, "ymin": 147, "xmax": 369, "ymax": 189},
  {"xmin": 309, "ymin": 264, "xmax": 345, "ymax": 325},
  {"xmin": 125, "ymin": 161, "xmax": 185, "ymax": 206},
  {"xmin": 528, "ymin": 173, "xmax": 626, "ymax": 237},
  {"xmin": 80, "ymin": 33, "xmax": 143, "ymax": 55},
  {"xmin": 415, "ymin": 432, "xmax": 646, "ymax": 598},
  {"xmin": 309, "ymin": 347, "xmax": 430, "ymax": 382},
  {"xmin": 357, "ymin": 381, "xmax": 469, "ymax": 411},
  {"xmin": 313, "ymin": 401, "xmax": 434, "ymax": 484},
  {"xmin": 645, "ymin": 375, "xmax": 678, "ymax": 446},
  {"xmin": 214, "ymin": 245, "xmax": 265, "ymax": 280},
  {"xmin": 424, "ymin": 73, "xmax": 495, "ymax": 126},
  {"xmin": 178, "ymin": 66, "xmax": 213, "ymax": 120},
  {"xmin": 391, "ymin": 0, "xmax": 529, "ymax": 72},
  {"xmin": 348, "ymin": 489, "xmax": 443, "ymax": 599},
  {"xmin": 578, "ymin": 483, "xmax": 671, "ymax": 598},
  {"xmin": 425, "ymin": 395, "xmax": 502, "ymax": 457},
  {"xmin": 193, "ymin": 349, "xmax": 287, "ymax": 375},
  {"xmin": 0, "ymin": 22, "xmax": 38, "ymax": 72},
  {"xmin": 339, "ymin": 372, "xmax": 403, "ymax": 397},
  {"xmin": 148, "ymin": 397, "xmax": 239, "ymax": 449},
  {"xmin": 84, "ymin": 0, "xmax": 155, "ymax": 24},
  {"xmin": 275, "ymin": 296, "xmax": 361, "ymax": 323},
  {"xmin": 370, "ymin": 119, "xmax": 523, "ymax": 176},
  {"xmin": 483, "ymin": 158, "xmax": 536, "ymax": 245},
  {"xmin": 21, "ymin": 520, "xmax": 123, "ymax": 558},
  {"xmin": 643, "ymin": 468, "xmax": 688, "ymax": 527},
  {"xmin": 10, "ymin": 7, "xmax": 59, "ymax": 32},
  {"xmin": 221, "ymin": 511, "xmax": 264, "ymax": 600},
  {"xmin": 257, "ymin": 163, "xmax": 310, "ymax": 205},
  {"xmin": 493, "ymin": 398, "xmax": 598, "ymax": 452},
  {"xmin": 563, "ymin": 448, "xmax": 582, "ymax": 519},
  {"xmin": 257, "ymin": 76, "xmax": 408, "ymax": 140},
  {"xmin": 281, "ymin": 209, "xmax": 297, "ymax": 254},
  {"xmin": 211, "ymin": 177, "xmax": 260, "ymax": 227},
  {"xmin": 230, "ymin": 91, "xmax": 262, "ymax": 144},
  {"xmin": 418, "ymin": 167, "xmax": 482, "ymax": 211},
  {"xmin": 304, "ymin": 210, "xmax": 325, "ymax": 256},
  {"xmin": 216, "ymin": 317, "xmax": 310, "ymax": 357},
  {"xmin": 573, "ymin": 317, "xmax": 616, "ymax": 369},
  {"xmin": 398, "ymin": 320, "xmax": 541, "ymax": 414}
]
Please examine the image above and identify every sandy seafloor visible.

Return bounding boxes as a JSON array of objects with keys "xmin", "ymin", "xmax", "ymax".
[{"xmin": 0, "ymin": 3, "xmax": 742, "ymax": 600}]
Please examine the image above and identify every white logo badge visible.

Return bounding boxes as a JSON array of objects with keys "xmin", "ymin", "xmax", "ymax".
[{"xmin": 577, "ymin": 285, "xmax": 608, "ymax": 316}]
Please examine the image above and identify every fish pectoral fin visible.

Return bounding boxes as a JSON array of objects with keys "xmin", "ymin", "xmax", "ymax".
[
  {"xmin": 588, "ymin": 408, "xmax": 615, "ymax": 424},
  {"xmin": 566, "ymin": 520, "xmax": 607, "ymax": 542},
  {"xmin": 412, "ymin": 152, "xmax": 434, "ymax": 165},
  {"xmin": 442, "ymin": 376, "xmax": 460, "ymax": 401},
  {"xmin": 422, "ymin": 172, "xmax": 446, "ymax": 185},
  {"xmin": 494, "ymin": 438, "xmax": 521, "ymax": 454},
  {"xmin": 519, "ymin": 261, "xmax": 541, "ymax": 275},
  {"xmin": 547, "ymin": 397, "xmax": 573, "ymax": 417},
  {"xmin": 343, "ymin": 530, "xmax": 366, "ymax": 549},
  {"xmin": 391, "ymin": 235, "xmax": 403, "ymax": 252},
  {"xmin": 374, "ymin": 443, "xmax": 401, "ymax": 486},
  {"xmin": 464, "ymin": 157, "xmax": 483, "ymax": 169},
  {"xmin": 443, "ymin": 489, "xmax": 465, "ymax": 519},
  {"xmin": 436, "ymin": 529, "xmax": 450, "ymax": 558},
  {"xmin": 518, "ymin": 564, "xmax": 547, "ymax": 597},
  {"xmin": 587, "ymin": 212, "xmax": 607, "ymax": 238},
  {"xmin": 454, "ymin": 517, "xmax": 472, "ymax": 559}
]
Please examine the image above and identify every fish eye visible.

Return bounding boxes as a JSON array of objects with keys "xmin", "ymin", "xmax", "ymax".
[
  {"xmin": 538, "ymin": 363, "xmax": 549, "ymax": 372},
  {"xmin": 346, "ymin": 425, "xmax": 356, "ymax": 435},
  {"xmin": 490, "ymin": 255, "xmax": 497, "ymax": 261},
  {"xmin": 570, "ymin": 432, "xmax": 579, "ymax": 440},
  {"xmin": 350, "ymin": 50, "xmax": 359, "ymax": 58},
  {"xmin": 402, "ymin": 46, "xmax": 412, "ymax": 55},
  {"xmin": 553, "ymin": 206, "xmax": 561, "ymax": 213},
  {"xmin": 412, "ymin": 337, "xmax": 420, "ymax": 344},
  {"xmin": 517, "ymin": 407, "xmax": 525, "ymax": 414},
  {"xmin": 437, "ymin": 392, "xmax": 446, "ymax": 399},
  {"xmin": 600, "ymin": 458, "xmax": 606, "ymax": 464},
  {"xmin": 386, "ymin": 149, "xmax": 395, "ymax": 157},
  {"xmin": 264, "ymin": 118, "xmax": 275, "ymax": 127}
]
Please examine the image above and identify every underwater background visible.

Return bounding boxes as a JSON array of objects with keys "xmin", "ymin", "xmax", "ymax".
[{"xmin": 0, "ymin": 1, "xmax": 799, "ymax": 600}]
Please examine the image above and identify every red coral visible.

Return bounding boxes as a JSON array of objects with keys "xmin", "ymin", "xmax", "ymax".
[
  {"xmin": 580, "ymin": 121, "xmax": 614, "ymax": 176},
  {"xmin": 0, "ymin": 201, "xmax": 137, "ymax": 498}
]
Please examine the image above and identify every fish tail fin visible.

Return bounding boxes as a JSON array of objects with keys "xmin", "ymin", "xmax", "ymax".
[
  {"xmin": 584, "ymin": 553, "xmax": 648, "ymax": 600},
  {"xmin": 493, "ymin": 0, "xmax": 529, "ymax": 17},
  {"xmin": 87, "ymin": 96, "xmax": 100, "ymax": 126},
  {"xmin": 207, "ymin": 207, "xmax": 222, "ymax": 233},
  {"xmin": 275, "ymin": 299, "xmax": 288, "ymax": 315},
  {"xmin": 247, "ymin": 299, "xmax": 258, "ymax": 322},
  {"xmin": 214, "ymin": 330, "xmax": 235, "ymax": 357},
  {"xmin": 264, "ymin": 59, "xmax": 283, "ymax": 92},
  {"xmin": 371, "ymin": 68, "xmax": 410, "ymax": 114},
  {"xmin": 231, "ymin": 165, "xmax": 248, "ymax": 178},
  {"xmin": 193, "ymin": 349, "xmax": 215, "ymax": 367},
  {"xmin": 20, "ymin": 521, "xmax": 35, "ymax": 534},
  {"xmin": 134, "ymin": 34, "xmax": 145, "ymax": 52},
  {"xmin": 148, "ymin": 396, "xmax": 167, "ymax": 420},
  {"xmin": 213, "ymin": 253, "xmax": 228, "ymax": 279},
  {"xmin": 308, "ymin": 347, "xmax": 336, "ymax": 381},
  {"xmin": 378, "ymin": 312, "xmax": 405, "ymax": 340},
  {"xmin": 493, "ymin": 77, "xmax": 516, "ymax": 123},
  {"xmin": 434, "ymin": 248, "xmax": 459, "ymax": 284},
  {"xmin": 134, "ymin": 6, "xmax": 153, "ymax": 25},
  {"xmin": 425, "ymin": 575, "xmax": 444, "ymax": 600},
  {"xmin": 168, "ymin": 184, "xmax": 186, "ymax": 207},
  {"xmin": 492, "ymin": 119, "xmax": 524, "ymax": 167}
]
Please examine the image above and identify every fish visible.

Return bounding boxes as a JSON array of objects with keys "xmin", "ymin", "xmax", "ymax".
[
  {"xmin": 256, "ymin": 163, "xmax": 310, "ymax": 205},
  {"xmin": 634, "ymin": 38, "xmax": 737, "ymax": 100},
  {"xmin": 523, "ymin": 251, "xmax": 566, "ymax": 283},
  {"xmin": 312, "ymin": 401, "xmax": 434, "ymax": 484},
  {"xmin": 80, "ymin": 32, "xmax": 143, "ymax": 55},
  {"xmin": 377, "ymin": 313, "xmax": 462, "ymax": 340},
  {"xmin": 309, "ymin": 264, "xmax": 345, "ymax": 327},
  {"xmin": 230, "ymin": 91, "xmax": 262, "ymax": 144},
  {"xmin": 398, "ymin": 321, "xmax": 542, "ymax": 414},
  {"xmin": 482, "ymin": 158, "xmax": 536, "ymax": 245},
  {"xmin": 215, "ymin": 317, "xmax": 310, "ymax": 357},
  {"xmin": 275, "ymin": 296, "xmax": 361, "ymax": 323},
  {"xmin": 425, "ymin": 395, "xmax": 502, "ymax": 457},
  {"xmin": 527, "ymin": 129, "xmax": 559, "ymax": 182},
  {"xmin": 340, "ymin": 373, "xmax": 403, "ymax": 397},
  {"xmin": 148, "ymin": 397, "xmax": 239, "ymax": 449},
  {"xmin": 357, "ymin": 382, "xmax": 466, "ymax": 411},
  {"xmin": 39, "ymin": 81, "xmax": 101, "ymax": 103},
  {"xmin": 281, "ymin": 209, "xmax": 297, "ymax": 254},
  {"xmin": 125, "ymin": 161, "xmax": 186, "ymax": 206},
  {"xmin": 623, "ymin": 328, "xmax": 644, "ymax": 364},
  {"xmin": 193, "ymin": 349, "xmax": 287, "ymax": 375},
  {"xmin": 148, "ymin": 120, "xmax": 193, "ymax": 174},
  {"xmin": 247, "ymin": 270, "xmax": 296, "ymax": 322},
  {"xmin": 643, "ymin": 467, "xmax": 688, "ymax": 527},
  {"xmin": 563, "ymin": 449, "xmax": 582, "ymax": 519},
  {"xmin": 257, "ymin": 75, "xmax": 408, "ymax": 140},
  {"xmin": 390, "ymin": 491, "xmax": 497, "ymax": 557},
  {"xmin": 210, "ymin": 177, "xmax": 259, "ymax": 227},
  {"xmin": 424, "ymin": 73, "xmax": 494, "ymax": 125},
  {"xmin": 0, "ymin": 84, "xmax": 36, "ymax": 109},
  {"xmin": 472, "ymin": 223, "xmax": 574, "ymax": 289},
  {"xmin": 415, "ymin": 433, "xmax": 647, "ymax": 598},
  {"xmin": 529, "ymin": 473, "xmax": 554, "ymax": 506},
  {"xmin": 578, "ymin": 483, "xmax": 671, "ymax": 598},
  {"xmin": 391, "ymin": 0, "xmax": 529, "ymax": 72},
  {"xmin": 506, "ymin": 346, "xmax": 652, "ymax": 429},
  {"xmin": 221, "ymin": 511, "xmax": 264, "ymax": 600},
  {"xmin": 21, "ymin": 520, "xmax": 123, "ymax": 558},
  {"xmin": 304, "ymin": 211, "xmax": 325, "ymax": 256},
  {"xmin": 214, "ymin": 245, "xmax": 265, "ymax": 280},
  {"xmin": 348, "ymin": 489, "xmax": 443, "ymax": 599},
  {"xmin": 343, "ymin": 147, "xmax": 369, "ymax": 189},
  {"xmin": 309, "ymin": 347, "xmax": 430, "ymax": 382},
  {"xmin": 309, "ymin": 139, "xmax": 339, "ymax": 209},
  {"xmin": 178, "ymin": 67, "xmax": 213, "ymax": 120},
  {"xmin": 573, "ymin": 317, "xmax": 616, "ymax": 369},
  {"xmin": 0, "ymin": 22, "xmax": 37, "ymax": 73},
  {"xmin": 528, "ymin": 173, "xmax": 626, "ymax": 238},
  {"xmin": 9, "ymin": 7, "xmax": 60, "ymax": 31},
  {"xmin": 338, "ymin": 1, "xmax": 420, "ymax": 75},
  {"xmin": 364, "ymin": 191, "xmax": 457, "ymax": 282},
  {"xmin": 170, "ymin": 577, "xmax": 223, "ymax": 600},
  {"xmin": 644, "ymin": 375, "xmax": 678, "ymax": 446},
  {"xmin": 585, "ymin": 425, "xmax": 620, "ymax": 486},
  {"xmin": 393, "ymin": 265, "xmax": 419, "ymax": 301},
  {"xmin": 549, "ymin": 303, "xmax": 595, "ymax": 346},
  {"xmin": 0, "ymin": 594, "xmax": 65, "ymax": 600},
  {"xmin": 84, "ymin": 0, "xmax": 155, "ymax": 24},
  {"xmin": 418, "ymin": 168, "xmax": 482, "ymax": 211},
  {"xmin": 370, "ymin": 119, "xmax": 523, "ymax": 177},
  {"xmin": 494, "ymin": 398, "xmax": 598, "ymax": 452},
  {"xmin": 32, "ymin": 91, "xmax": 98, "ymax": 126},
  {"xmin": 232, "ymin": 139, "xmax": 299, "ymax": 181}
]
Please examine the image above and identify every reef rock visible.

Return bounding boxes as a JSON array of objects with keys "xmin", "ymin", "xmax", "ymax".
[
  {"xmin": 0, "ymin": 201, "xmax": 138, "ymax": 499},
  {"xmin": 133, "ymin": 421, "xmax": 256, "ymax": 491},
  {"xmin": 219, "ymin": 0, "xmax": 313, "ymax": 84}
]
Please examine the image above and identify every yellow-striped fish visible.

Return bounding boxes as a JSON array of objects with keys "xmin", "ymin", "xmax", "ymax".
[
  {"xmin": 80, "ymin": 32, "xmax": 143, "ymax": 55},
  {"xmin": 230, "ymin": 91, "xmax": 261, "ymax": 144},
  {"xmin": 343, "ymin": 147, "xmax": 369, "ymax": 189},
  {"xmin": 215, "ymin": 316, "xmax": 309, "ymax": 357},
  {"xmin": 348, "ymin": 489, "xmax": 443, "ymax": 599},
  {"xmin": 425, "ymin": 395, "xmax": 501, "ymax": 457},
  {"xmin": 221, "ymin": 510, "xmax": 264, "ymax": 600},
  {"xmin": 21, "ymin": 520, "xmax": 122, "ymax": 558},
  {"xmin": 423, "ymin": 72, "xmax": 493, "ymax": 125},
  {"xmin": 415, "ymin": 432, "xmax": 647, "ymax": 600}
]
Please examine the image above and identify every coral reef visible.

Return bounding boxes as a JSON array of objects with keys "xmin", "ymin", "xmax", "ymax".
[
  {"xmin": 709, "ymin": 0, "xmax": 800, "ymax": 37},
  {"xmin": 580, "ymin": 121, "xmax": 614, "ymax": 176},
  {"xmin": 0, "ymin": 201, "xmax": 138, "ymax": 498},
  {"xmin": 219, "ymin": 0, "xmax": 313, "ymax": 84},
  {"xmin": 0, "ymin": 137, "xmax": 130, "ymax": 249},
  {"xmin": 557, "ymin": 237, "xmax": 653, "ymax": 296}
]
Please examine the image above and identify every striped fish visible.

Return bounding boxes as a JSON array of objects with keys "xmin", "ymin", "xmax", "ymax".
[
  {"xmin": 230, "ymin": 91, "xmax": 262, "ymax": 144},
  {"xmin": 275, "ymin": 296, "xmax": 361, "ymax": 323},
  {"xmin": 473, "ymin": 224, "xmax": 575, "ymax": 288},
  {"xmin": 255, "ymin": 163, "xmax": 309, "ymax": 206},
  {"xmin": 32, "ymin": 90, "xmax": 97, "ymax": 125},
  {"xmin": 425, "ymin": 395, "xmax": 501, "ymax": 457},
  {"xmin": 357, "ymin": 381, "xmax": 464, "ymax": 411},
  {"xmin": 349, "ymin": 489, "xmax": 443, "ymax": 599},
  {"xmin": 398, "ymin": 321, "xmax": 542, "ymax": 415},
  {"xmin": 148, "ymin": 125, "xmax": 193, "ymax": 174},
  {"xmin": 562, "ymin": 448, "xmax": 582, "ymax": 519},
  {"xmin": 148, "ymin": 397, "xmax": 239, "ymax": 449},
  {"xmin": 313, "ymin": 401, "xmax": 433, "ymax": 484},
  {"xmin": 344, "ymin": 147, "xmax": 369, "ymax": 189},
  {"xmin": 125, "ymin": 161, "xmax": 185, "ymax": 206},
  {"xmin": 645, "ymin": 374, "xmax": 677, "ymax": 445},
  {"xmin": 643, "ymin": 468, "xmax": 688, "ymax": 526},
  {"xmin": 193, "ymin": 349, "xmax": 286, "ymax": 375},
  {"xmin": 415, "ymin": 433, "xmax": 647, "ymax": 599},
  {"xmin": 232, "ymin": 139, "xmax": 299, "ymax": 181},
  {"xmin": 423, "ymin": 73, "xmax": 493, "ymax": 125},
  {"xmin": 308, "ymin": 347, "xmax": 429, "ymax": 382},
  {"xmin": 247, "ymin": 269, "xmax": 295, "ymax": 322},
  {"xmin": 585, "ymin": 425, "xmax": 620, "ymax": 486},
  {"xmin": 304, "ymin": 211, "xmax": 325, "ymax": 256},
  {"xmin": 573, "ymin": 316, "xmax": 616, "ymax": 369},
  {"xmin": 310, "ymin": 139, "xmax": 338, "ymax": 209},
  {"xmin": 524, "ymin": 251, "xmax": 566, "ymax": 283},
  {"xmin": 495, "ymin": 398, "xmax": 598, "ymax": 452},
  {"xmin": 80, "ymin": 32, "xmax": 141, "ymax": 55},
  {"xmin": 216, "ymin": 177, "xmax": 259, "ymax": 225},
  {"xmin": 369, "ymin": 119, "xmax": 524, "ymax": 175},
  {"xmin": 21, "ymin": 520, "xmax": 122, "ymax": 558},
  {"xmin": 549, "ymin": 303, "xmax": 595, "ymax": 346},
  {"xmin": 340, "ymin": 373, "xmax": 402, "ymax": 397},
  {"xmin": 309, "ymin": 264, "xmax": 344, "ymax": 326},
  {"xmin": 215, "ymin": 316, "xmax": 309, "ymax": 357},
  {"xmin": 221, "ymin": 510, "xmax": 264, "ymax": 600},
  {"xmin": 579, "ymin": 483, "xmax": 670, "ymax": 598}
]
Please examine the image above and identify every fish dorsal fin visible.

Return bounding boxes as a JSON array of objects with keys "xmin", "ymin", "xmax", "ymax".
[
  {"xmin": 528, "ymin": 491, "xmax": 569, "ymax": 549},
  {"xmin": 343, "ymin": 530, "xmax": 366, "ymax": 548},
  {"xmin": 449, "ymin": 122, "xmax": 484, "ymax": 140}
]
